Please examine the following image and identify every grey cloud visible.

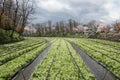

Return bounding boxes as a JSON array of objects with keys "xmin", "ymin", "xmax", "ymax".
[{"xmin": 33, "ymin": 0, "xmax": 120, "ymax": 24}]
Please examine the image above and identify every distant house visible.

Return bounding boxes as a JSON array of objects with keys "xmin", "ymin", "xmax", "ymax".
[
  {"xmin": 81, "ymin": 24, "xmax": 94, "ymax": 34},
  {"xmin": 73, "ymin": 25, "xmax": 93, "ymax": 34},
  {"xmin": 71, "ymin": 22, "xmax": 111, "ymax": 34},
  {"xmin": 96, "ymin": 23, "xmax": 109, "ymax": 33},
  {"xmin": 73, "ymin": 25, "xmax": 84, "ymax": 33},
  {"xmin": 109, "ymin": 27, "xmax": 114, "ymax": 32},
  {"xmin": 83, "ymin": 26, "xmax": 93, "ymax": 34},
  {"xmin": 23, "ymin": 26, "xmax": 36, "ymax": 35}
]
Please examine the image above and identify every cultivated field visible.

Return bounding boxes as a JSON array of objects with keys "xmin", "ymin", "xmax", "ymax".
[{"xmin": 0, "ymin": 37, "xmax": 120, "ymax": 80}]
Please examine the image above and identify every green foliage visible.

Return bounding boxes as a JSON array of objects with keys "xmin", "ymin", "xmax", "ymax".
[
  {"xmin": 68, "ymin": 38, "xmax": 120, "ymax": 77},
  {"xmin": 0, "ymin": 29, "xmax": 24, "ymax": 44},
  {"xmin": 0, "ymin": 38, "xmax": 47, "ymax": 80},
  {"xmin": 31, "ymin": 39, "xmax": 95, "ymax": 80},
  {"xmin": 30, "ymin": 33, "xmax": 90, "ymax": 38},
  {"xmin": 97, "ymin": 33, "xmax": 120, "ymax": 42}
]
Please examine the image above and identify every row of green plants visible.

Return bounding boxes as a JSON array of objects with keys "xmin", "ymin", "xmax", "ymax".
[
  {"xmin": 88, "ymin": 39, "xmax": 120, "ymax": 49},
  {"xmin": 86, "ymin": 39, "xmax": 120, "ymax": 54},
  {"xmin": 68, "ymin": 38, "xmax": 120, "ymax": 77},
  {"xmin": 31, "ymin": 39, "xmax": 95, "ymax": 80},
  {"xmin": 75, "ymin": 39, "xmax": 120, "ymax": 61},
  {"xmin": 0, "ymin": 38, "xmax": 44, "ymax": 56},
  {"xmin": 0, "ymin": 38, "xmax": 47, "ymax": 80},
  {"xmin": 0, "ymin": 42, "xmax": 45, "ymax": 66}
]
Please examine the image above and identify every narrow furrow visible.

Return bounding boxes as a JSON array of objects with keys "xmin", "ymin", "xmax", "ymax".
[
  {"xmin": 0, "ymin": 42, "xmax": 45, "ymax": 66},
  {"xmin": 65, "ymin": 41, "xmax": 86, "ymax": 80},
  {"xmin": 31, "ymin": 39, "xmax": 95, "ymax": 80}
]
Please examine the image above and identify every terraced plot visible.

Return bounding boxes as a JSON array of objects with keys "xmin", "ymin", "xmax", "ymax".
[
  {"xmin": 67, "ymin": 38, "xmax": 120, "ymax": 78},
  {"xmin": 0, "ymin": 37, "xmax": 120, "ymax": 80},
  {"xmin": 31, "ymin": 39, "xmax": 95, "ymax": 80},
  {"xmin": 0, "ymin": 38, "xmax": 47, "ymax": 80}
]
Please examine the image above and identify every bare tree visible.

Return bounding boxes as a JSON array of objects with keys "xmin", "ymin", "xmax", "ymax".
[
  {"xmin": 10, "ymin": 0, "xmax": 19, "ymax": 38},
  {"xmin": 48, "ymin": 20, "xmax": 52, "ymax": 34},
  {"xmin": 0, "ymin": 0, "xmax": 6, "ymax": 29},
  {"xmin": 114, "ymin": 20, "xmax": 120, "ymax": 33},
  {"xmin": 5, "ymin": 0, "xmax": 14, "ymax": 30},
  {"xmin": 35, "ymin": 23, "xmax": 43, "ymax": 36},
  {"xmin": 18, "ymin": 0, "xmax": 34, "ymax": 37},
  {"xmin": 87, "ymin": 20, "xmax": 98, "ymax": 34},
  {"xmin": 73, "ymin": 20, "xmax": 79, "ymax": 28},
  {"xmin": 60, "ymin": 20, "xmax": 65, "ymax": 34},
  {"xmin": 56, "ymin": 22, "xmax": 60, "ymax": 33},
  {"xmin": 68, "ymin": 19, "xmax": 74, "ymax": 33}
]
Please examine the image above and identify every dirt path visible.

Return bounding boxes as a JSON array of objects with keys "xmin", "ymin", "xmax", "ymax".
[{"xmin": 70, "ymin": 42, "xmax": 119, "ymax": 80}]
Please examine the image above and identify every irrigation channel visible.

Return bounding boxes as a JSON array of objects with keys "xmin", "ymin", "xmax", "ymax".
[
  {"xmin": 70, "ymin": 42, "xmax": 119, "ymax": 80},
  {"xmin": 8, "ymin": 42, "xmax": 51, "ymax": 80},
  {"xmin": 8, "ymin": 40, "xmax": 119, "ymax": 80}
]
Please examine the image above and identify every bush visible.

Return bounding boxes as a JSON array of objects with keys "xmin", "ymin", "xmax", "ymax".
[
  {"xmin": 96, "ymin": 33, "xmax": 120, "ymax": 42},
  {"xmin": 0, "ymin": 29, "xmax": 24, "ymax": 44}
]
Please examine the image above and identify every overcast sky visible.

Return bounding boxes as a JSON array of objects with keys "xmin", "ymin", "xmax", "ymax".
[{"xmin": 33, "ymin": 0, "xmax": 120, "ymax": 24}]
